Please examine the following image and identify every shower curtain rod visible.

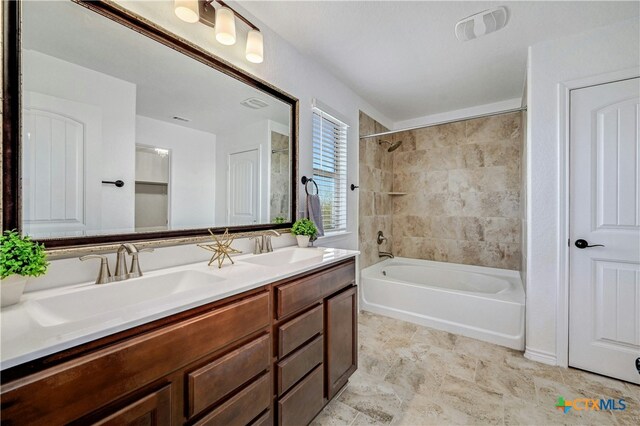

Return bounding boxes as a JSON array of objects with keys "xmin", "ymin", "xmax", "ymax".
[{"xmin": 359, "ymin": 106, "xmax": 527, "ymax": 139}]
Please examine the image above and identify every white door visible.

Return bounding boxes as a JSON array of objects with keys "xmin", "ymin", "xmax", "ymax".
[
  {"xmin": 22, "ymin": 92, "xmax": 103, "ymax": 237},
  {"xmin": 569, "ymin": 77, "xmax": 640, "ymax": 384},
  {"xmin": 228, "ymin": 148, "xmax": 260, "ymax": 225}
]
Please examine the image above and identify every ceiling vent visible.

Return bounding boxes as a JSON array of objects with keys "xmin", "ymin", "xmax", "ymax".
[
  {"xmin": 241, "ymin": 98, "xmax": 269, "ymax": 109},
  {"xmin": 455, "ymin": 6, "xmax": 508, "ymax": 42}
]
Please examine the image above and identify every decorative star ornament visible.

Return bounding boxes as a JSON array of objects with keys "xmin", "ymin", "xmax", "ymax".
[{"xmin": 197, "ymin": 228, "xmax": 241, "ymax": 268}]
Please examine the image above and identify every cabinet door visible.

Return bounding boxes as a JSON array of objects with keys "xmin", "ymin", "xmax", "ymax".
[
  {"xmin": 325, "ymin": 286, "xmax": 358, "ymax": 400},
  {"xmin": 93, "ymin": 385, "xmax": 171, "ymax": 426}
]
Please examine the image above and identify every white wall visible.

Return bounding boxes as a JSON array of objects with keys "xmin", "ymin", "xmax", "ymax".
[
  {"xmin": 525, "ymin": 18, "xmax": 639, "ymax": 364},
  {"xmin": 136, "ymin": 116, "xmax": 216, "ymax": 229},
  {"xmin": 23, "ymin": 50, "xmax": 137, "ymax": 233},
  {"xmin": 114, "ymin": 0, "xmax": 394, "ymax": 251}
]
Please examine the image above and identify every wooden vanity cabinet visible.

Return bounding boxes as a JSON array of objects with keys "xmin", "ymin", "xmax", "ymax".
[
  {"xmin": 272, "ymin": 258, "xmax": 357, "ymax": 426},
  {"xmin": 0, "ymin": 256, "xmax": 357, "ymax": 426},
  {"xmin": 0, "ymin": 289, "xmax": 272, "ymax": 425},
  {"xmin": 325, "ymin": 286, "xmax": 358, "ymax": 400}
]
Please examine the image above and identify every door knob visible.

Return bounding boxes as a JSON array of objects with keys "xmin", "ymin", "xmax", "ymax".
[{"xmin": 575, "ymin": 239, "xmax": 605, "ymax": 249}]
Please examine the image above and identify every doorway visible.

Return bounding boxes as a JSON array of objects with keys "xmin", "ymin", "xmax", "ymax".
[
  {"xmin": 568, "ymin": 77, "xmax": 640, "ymax": 384},
  {"xmin": 135, "ymin": 145, "xmax": 170, "ymax": 231}
]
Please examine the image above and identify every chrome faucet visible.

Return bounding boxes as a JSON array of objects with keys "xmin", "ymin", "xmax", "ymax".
[{"xmin": 251, "ymin": 230, "xmax": 281, "ymax": 254}]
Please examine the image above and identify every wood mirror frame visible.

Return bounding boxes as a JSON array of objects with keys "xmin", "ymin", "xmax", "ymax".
[{"xmin": 2, "ymin": 0, "xmax": 298, "ymax": 250}]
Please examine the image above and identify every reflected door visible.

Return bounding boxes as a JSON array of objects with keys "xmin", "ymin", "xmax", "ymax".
[
  {"xmin": 569, "ymin": 77, "xmax": 640, "ymax": 384},
  {"xmin": 22, "ymin": 92, "xmax": 103, "ymax": 238},
  {"xmin": 228, "ymin": 149, "xmax": 260, "ymax": 225}
]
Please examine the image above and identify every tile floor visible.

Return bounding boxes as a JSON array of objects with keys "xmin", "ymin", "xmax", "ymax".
[{"xmin": 312, "ymin": 312, "xmax": 640, "ymax": 426}]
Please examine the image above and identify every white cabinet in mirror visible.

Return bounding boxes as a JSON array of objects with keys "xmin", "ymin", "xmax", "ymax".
[{"xmin": 19, "ymin": 0, "xmax": 293, "ymax": 240}]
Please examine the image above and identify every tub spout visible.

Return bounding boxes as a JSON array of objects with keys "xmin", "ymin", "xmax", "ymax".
[{"xmin": 379, "ymin": 251, "xmax": 394, "ymax": 259}]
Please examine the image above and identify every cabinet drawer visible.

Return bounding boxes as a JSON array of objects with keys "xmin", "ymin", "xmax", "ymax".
[
  {"xmin": 277, "ymin": 365, "xmax": 324, "ymax": 426},
  {"xmin": 250, "ymin": 409, "xmax": 273, "ymax": 426},
  {"xmin": 275, "ymin": 260, "xmax": 355, "ymax": 319},
  {"xmin": 0, "ymin": 292, "xmax": 270, "ymax": 425},
  {"xmin": 278, "ymin": 304, "xmax": 323, "ymax": 358},
  {"xmin": 188, "ymin": 334, "xmax": 270, "ymax": 417},
  {"xmin": 277, "ymin": 335, "xmax": 323, "ymax": 396},
  {"xmin": 93, "ymin": 385, "xmax": 171, "ymax": 426},
  {"xmin": 195, "ymin": 373, "xmax": 271, "ymax": 426}
]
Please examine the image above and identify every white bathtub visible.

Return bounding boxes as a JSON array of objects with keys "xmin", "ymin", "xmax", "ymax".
[{"xmin": 360, "ymin": 258, "xmax": 525, "ymax": 350}]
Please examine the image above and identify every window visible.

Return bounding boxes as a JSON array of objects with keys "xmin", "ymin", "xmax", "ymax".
[{"xmin": 312, "ymin": 108, "xmax": 348, "ymax": 233}]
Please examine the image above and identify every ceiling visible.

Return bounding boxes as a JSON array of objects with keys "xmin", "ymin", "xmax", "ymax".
[
  {"xmin": 240, "ymin": 1, "xmax": 640, "ymax": 122},
  {"xmin": 22, "ymin": 1, "xmax": 290, "ymax": 135}
]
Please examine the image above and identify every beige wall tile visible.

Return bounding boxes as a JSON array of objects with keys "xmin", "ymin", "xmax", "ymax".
[
  {"xmin": 359, "ymin": 112, "xmax": 392, "ymax": 270},
  {"xmin": 415, "ymin": 122, "xmax": 465, "ymax": 150},
  {"xmin": 360, "ymin": 111, "xmax": 523, "ymax": 272},
  {"xmin": 465, "ymin": 112, "xmax": 521, "ymax": 145}
]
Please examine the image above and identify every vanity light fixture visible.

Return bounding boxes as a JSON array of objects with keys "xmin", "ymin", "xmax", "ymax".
[
  {"xmin": 245, "ymin": 29, "xmax": 264, "ymax": 63},
  {"xmin": 215, "ymin": 7, "xmax": 236, "ymax": 45},
  {"xmin": 174, "ymin": 0, "xmax": 199, "ymax": 23},
  {"xmin": 174, "ymin": 0, "xmax": 264, "ymax": 63}
]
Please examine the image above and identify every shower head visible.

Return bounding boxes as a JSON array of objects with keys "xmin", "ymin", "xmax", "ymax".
[{"xmin": 378, "ymin": 139, "xmax": 403, "ymax": 152}]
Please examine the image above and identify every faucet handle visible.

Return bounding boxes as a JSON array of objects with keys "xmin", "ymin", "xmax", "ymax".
[
  {"xmin": 128, "ymin": 248, "xmax": 153, "ymax": 279},
  {"xmin": 80, "ymin": 255, "xmax": 112, "ymax": 284},
  {"xmin": 250, "ymin": 236, "xmax": 263, "ymax": 255}
]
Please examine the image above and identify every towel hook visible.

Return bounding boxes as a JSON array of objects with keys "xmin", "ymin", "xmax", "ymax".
[{"xmin": 301, "ymin": 176, "xmax": 319, "ymax": 195}]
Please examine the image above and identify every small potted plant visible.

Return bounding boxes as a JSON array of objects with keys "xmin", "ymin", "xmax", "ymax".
[
  {"xmin": 1, "ymin": 230, "xmax": 48, "ymax": 307},
  {"xmin": 291, "ymin": 218, "xmax": 318, "ymax": 248}
]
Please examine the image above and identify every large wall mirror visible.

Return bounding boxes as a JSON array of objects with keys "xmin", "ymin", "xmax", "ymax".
[{"xmin": 2, "ymin": 0, "xmax": 298, "ymax": 248}]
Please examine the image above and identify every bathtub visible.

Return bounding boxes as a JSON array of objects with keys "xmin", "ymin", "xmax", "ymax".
[{"xmin": 360, "ymin": 258, "xmax": 525, "ymax": 350}]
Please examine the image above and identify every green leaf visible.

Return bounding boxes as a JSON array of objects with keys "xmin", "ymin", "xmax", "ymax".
[{"xmin": 0, "ymin": 230, "xmax": 49, "ymax": 279}]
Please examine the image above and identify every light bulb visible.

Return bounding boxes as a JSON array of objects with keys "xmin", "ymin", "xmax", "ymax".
[
  {"xmin": 174, "ymin": 0, "xmax": 199, "ymax": 23},
  {"xmin": 246, "ymin": 30, "xmax": 264, "ymax": 63},
  {"xmin": 215, "ymin": 7, "xmax": 236, "ymax": 45}
]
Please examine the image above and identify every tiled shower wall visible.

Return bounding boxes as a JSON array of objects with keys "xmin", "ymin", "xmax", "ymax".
[
  {"xmin": 358, "ymin": 111, "xmax": 523, "ymax": 271},
  {"xmin": 358, "ymin": 112, "xmax": 393, "ymax": 269},
  {"xmin": 391, "ymin": 112, "xmax": 523, "ymax": 270},
  {"xmin": 270, "ymin": 131, "xmax": 290, "ymax": 221}
]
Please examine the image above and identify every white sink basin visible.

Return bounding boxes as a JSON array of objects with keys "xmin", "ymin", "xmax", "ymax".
[
  {"xmin": 240, "ymin": 247, "xmax": 326, "ymax": 267},
  {"xmin": 25, "ymin": 270, "xmax": 224, "ymax": 327}
]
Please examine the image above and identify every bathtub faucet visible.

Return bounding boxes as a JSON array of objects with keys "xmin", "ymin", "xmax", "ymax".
[{"xmin": 377, "ymin": 231, "xmax": 394, "ymax": 259}]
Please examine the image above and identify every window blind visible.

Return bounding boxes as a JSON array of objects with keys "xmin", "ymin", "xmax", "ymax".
[{"xmin": 312, "ymin": 108, "xmax": 348, "ymax": 233}]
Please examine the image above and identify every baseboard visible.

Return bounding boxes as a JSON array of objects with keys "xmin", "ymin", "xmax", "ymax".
[{"xmin": 524, "ymin": 347, "xmax": 557, "ymax": 366}]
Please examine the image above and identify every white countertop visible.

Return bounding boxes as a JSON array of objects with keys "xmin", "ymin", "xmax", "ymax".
[{"xmin": 0, "ymin": 246, "xmax": 358, "ymax": 370}]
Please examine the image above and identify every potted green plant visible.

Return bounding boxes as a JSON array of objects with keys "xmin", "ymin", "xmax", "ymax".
[
  {"xmin": 291, "ymin": 218, "xmax": 318, "ymax": 248},
  {"xmin": 1, "ymin": 230, "xmax": 48, "ymax": 307}
]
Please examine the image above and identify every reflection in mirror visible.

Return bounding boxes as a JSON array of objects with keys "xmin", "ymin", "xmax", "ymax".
[
  {"xmin": 135, "ymin": 145, "xmax": 170, "ymax": 232},
  {"xmin": 20, "ymin": 1, "xmax": 293, "ymax": 240},
  {"xmin": 270, "ymin": 130, "xmax": 291, "ymax": 224}
]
